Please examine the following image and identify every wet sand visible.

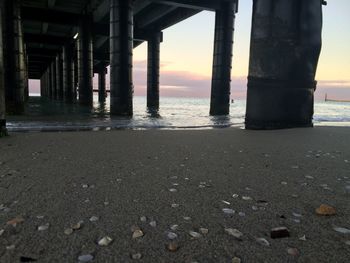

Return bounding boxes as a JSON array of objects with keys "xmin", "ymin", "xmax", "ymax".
[{"xmin": 0, "ymin": 127, "xmax": 349, "ymax": 262}]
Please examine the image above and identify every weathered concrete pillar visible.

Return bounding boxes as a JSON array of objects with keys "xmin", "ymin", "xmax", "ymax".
[
  {"xmin": 3, "ymin": 0, "xmax": 25, "ymax": 114},
  {"xmin": 0, "ymin": 2, "xmax": 7, "ymax": 137},
  {"xmin": 98, "ymin": 66, "xmax": 107, "ymax": 103},
  {"xmin": 47, "ymin": 65, "xmax": 52, "ymax": 99},
  {"xmin": 77, "ymin": 16, "xmax": 93, "ymax": 105},
  {"xmin": 110, "ymin": 0, "xmax": 134, "ymax": 116},
  {"xmin": 62, "ymin": 44, "xmax": 74, "ymax": 102},
  {"xmin": 147, "ymin": 32, "xmax": 162, "ymax": 110},
  {"xmin": 56, "ymin": 53, "xmax": 63, "ymax": 101},
  {"xmin": 245, "ymin": 0, "xmax": 324, "ymax": 129},
  {"xmin": 50, "ymin": 60, "xmax": 56, "ymax": 100},
  {"xmin": 209, "ymin": 1, "xmax": 237, "ymax": 116}
]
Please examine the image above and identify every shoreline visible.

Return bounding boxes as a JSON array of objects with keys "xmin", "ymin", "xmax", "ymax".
[{"xmin": 0, "ymin": 127, "xmax": 349, "ymax": 262}]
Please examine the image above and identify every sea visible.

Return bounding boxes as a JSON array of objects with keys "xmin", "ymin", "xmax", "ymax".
[{"xmin": 6, "ymin": 95, "xmax": 350, "ymax": 132}]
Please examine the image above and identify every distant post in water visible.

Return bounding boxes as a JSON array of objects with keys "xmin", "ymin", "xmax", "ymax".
[
  {"xmin": 147, "ymin": 32, "xmax": 162, "ymax": 110},
  {"xmin": 210, "ymin": 0, "xmax": 238, "ymax": 116},
  {"xmin": 0, "ymin": 2, "xmax": 7, "ymax": 137},
  {"xmin": 98, "ymin": 66, "xmax": 107, "ymax": 103},
  {"xmin": 245, "ymin": 0, "xmax": 324, "ymax": 129},
  {"xmin": 110, "ymin": 0, "xmax": 134, "ymax": 116}
]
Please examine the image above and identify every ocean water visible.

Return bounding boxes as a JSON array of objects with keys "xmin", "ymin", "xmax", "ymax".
[{"xmin": 6, "ymin": 95, "xmax": 350, "ymax": 132}]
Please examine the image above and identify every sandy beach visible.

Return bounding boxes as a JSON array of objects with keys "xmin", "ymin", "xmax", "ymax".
[{"xmin": 0, "ymin": 127, "xmax": 349, "ymax": 262}]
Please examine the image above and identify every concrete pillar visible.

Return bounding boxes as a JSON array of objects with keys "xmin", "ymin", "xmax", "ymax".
[
  {"xmin": 62, "ymin": 44, "xmax": 74, "ymax": 102},
  {"xmin": 77, "ymin": 16, "xmax": 93, "ymax": 105},
  {"xmin": 56, "ymin": 53, "xmax": 63, "ymax": 101},
  {"xmin": 209, "ymin": 1, "xmax": 237, "ymax": 116},
  {"xmin": 147, "ymin": 32, "xmax": 162, "ymax": 110},
  {"xmin": 110, "ymin": 0, "xmax": 134, "ymax": 116},
  {"xmin": 50, "ymin": 61, "xmax": 56, "ymax": 100},
  {"xmin": 24, "ymin": 46, "xmax": 29, "ymax": 101},
  {"xmin": 0, "ymin": 2, "xmax": 7, "ymax": 137},
  {"xmin": 245, "ymin": 0, "xmax": 324, "ymax": 129},
  {"xmin": 3, "ymin": 0, "xmax": 25, "ymax": 114},
  {"xmin": 98, "ymin": 66, "xmax": 107, "ymax": 103},
  {"xmin": 47, "ymin": 65, "xmax": 52, "ymax": 99}
]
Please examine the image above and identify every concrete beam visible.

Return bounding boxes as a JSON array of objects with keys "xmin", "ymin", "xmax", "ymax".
[{"xmin": 22, "ymin": 7, "xmax": 83, "ymax": 25}]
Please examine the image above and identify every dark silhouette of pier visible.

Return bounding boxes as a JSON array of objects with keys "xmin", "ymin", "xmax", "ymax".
[{"xmin": 0, "ymin": 0, "xmax": 326, "ymax": 136}]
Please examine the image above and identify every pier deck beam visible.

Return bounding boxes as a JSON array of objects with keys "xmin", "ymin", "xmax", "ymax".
[
  {"xmin": 62, "ymin": 44, "xmax": 74, "ymax": 103},
  {"xmin": 110, "ymin": 0, "xmax": 134, "ymax": 116},
  {"xmin": 0, "ymin": 2, "xmax": 7, "ymax": 137},
  {"xmin": 98, "ymin": 66, "xmax": 107, "ymax": 103},
  {"xmin": 77, "ymin": 16, "xmax": 93, "ymax": 106},
  {"xmin": 3, "ymin": 0, "xmax": 26, "ymax": 114},
  {"xmin": 209, "ymin": 0, "xmax": 237, "ymax": 116},
  {"xmin": 245, "ymin": 0, "xmax": 323, "ymax": 130},
  {"xmin": 147, "ymin": 32, "xmax": 162, "ymax": 110}
]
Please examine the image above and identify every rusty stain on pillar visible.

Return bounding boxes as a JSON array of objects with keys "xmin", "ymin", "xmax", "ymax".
[
  {"xmin": 110, "ymin": 0, "xmax": 134, "ymax": 116},
  {"xmin": 77, "ymin": 16, "xmax": 93, "ymax": 106},
  {"xmin": 0, "ymin": 2, "xmax": 7, "ymax": 137},
  {"xmin": 245, "ymin": 0, "xmax": 324, "ymax": 129},
  {"xmin": 3, "ymin": 0, "xmax": 25, "ymax": 114},
  {"xmin": 210, "ymin": 1, "xmax": 238, "ymax": 116},
  {"xmin": 63, "ymin": 44, "xmax": 74, "ymax": 102},
  {"xmin": 98, "ymin": 66, "xmax": 107, "ymax": 103},
  {"xmin": 147, "ymin": 32, "xmax": 162, "ymax": 110},
  {"xmin": 56, "ymin": 53, "xmax": 63, "ymax": 101}
]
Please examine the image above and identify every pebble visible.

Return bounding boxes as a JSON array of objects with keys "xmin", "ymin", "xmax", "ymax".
[
  {"xmin": 222, "ymin": 208, "xmax": 235, "ymax": 215},
  {"xmin": 345, "ymin": 241, "xmax": 350, "ymax": 246},
  {"xmin": 140, "ymin": 216, "xmax": 147, "ymax": 222},
  {"xmin": 299, "ymin": 235, "xmax": 307, "ymax": 241},
  {"xmin": 225, "ymin": 228, "xmax": 243, "ymax": 240},
  {"xmin": 238, "ymin": 212, "xmax": 246, "ymax": 217},
  {"xmin": 232, "ymin": 257, "xmax": 241, "ymax": 263},
  {"xmin": 170, "ymin": 225, "xmax": 179, "ymax": 231},
  {"xmin": 89, "ymin": 216, "xmax": 99, "ymax": 222},
  {"xmin": 169, "ymin": 188, "xmax": 177, "ymax": 193},
  {"xmin": 98, "ymin": 236, "xmax": 113, "ymax": 246},
  {"xmin": 132, "ymin": 230, "xmax": 144, "ymax": 239},
  {"xmin": 78, "ymin": 254, "xmax": 94, "ymax": 262},
  {"xmin": 38, "ymin": 223, "xmax": 49, "ymax": 231},
  {"xmin": 149, "ymin": 221, "xmax": 157, "ymax": 227},
  {"xmin": 167, "ymin": 232, "xmax": 178, "ymax": 240},
  {"xmin": 36, "ymin": 215, "xmax": 44, "ymax": 219},
  {"xmin": 292, "ymin": 212, "xmax": 302, "ymax": 217},
  {"xmin": 281, "ymin": 181, "xmax": 288, "ymax": 185},
  {"xmin": 64, "ymin": 228, "xmax": 74, "ymax": 235},
  {"xmin": 82, "ymin": 184, "xmax": 89, "ymax": 189},
  {"xmin": 171, "ymin": 204, "xmax": 180, "ymax": 208},
  {"xmin": 256, "ymin": 237, "xmax": 270, "ymax": 246},
  {"xmin": 221, "ymin": 200, "xmax": 231, "ymax": 205},
  {"xmin": 131, "ymin": 253, "xmax": 142, "ymax": 260},
  {"xmin": 316, "ymin": 204, "xmax": 336, "ymax": 216},
  {"xmin": 167, "ymin": 242, "xmax": 179, "ymax": 252},
  {"xmin": 183, "ymin": 216, "xmax": 191, "ymax": 221},
  {"xmin": 189, "ymin": 231, "xmax": 202, "ymax": 238},
  {"xmin": 72, "ymin": 221, "xmax": 84, "ymax": 230},
  {"xmin": 242, "ymin": 196, "xmax": 252, "ymax": 201},
  {"xmin": 0, "ymin": 229, "xmax": 4, "ymax": 236},
  {"xmin": 270, "ymin": 227, "xmax": 290, "ymax": 239},
  {"xmin": 199, "ymin": 228, "xmax": 209, "ymax": 235},
  {"xmin": 7, "ymin": 216, "xmax": 25, "ymax": 226},
  {"xmin": 232, "ymin": 194, "xmax": 239, "ymax": 198},
  {"xmin": 333, "ymin": 226, "xmax": 350, "ymax": 234},
  {"xmin": 287, "ymin": 247, "xmax": 299, "ymax": 256},
  {"xmin": 252, "ymin": 206, "xmax": 258, "ymax": 211},
  {"xmin": 6, "ymin": 245, "xmax": 15, "ymax": 250}
]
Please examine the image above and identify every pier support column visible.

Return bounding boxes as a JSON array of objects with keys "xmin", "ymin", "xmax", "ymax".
[
  {"xmin": 110, "ymin": 0, "xmax": 134, "ymax": 116},
  {"xmin": 77, "ymin": 16, "xmax": 93, "ymax": 106},
  {"xmin": 147, "ymin": 32, "xmax": 162, "ymax": 110},
  {"xmin": 62, "ymin": 44, "xmax": 74, "ymax": 103},
  {"xmin": 98, "ymin": 66, "xmax": 107, "ymax": 103},
  {"xmin": 245, "ymin": 0, "xmax": 324, "ymax": 129},
  {"xmin": 3, "ymin": 0, "xmax": 25, "ymax": 114},
  {"xmin": 209, "ymin": 1, "xmax": 238, "ymax": 116},
  {"xmin": 56, "ymin": 53, "xmax": 63, "ymax": 101},
  {"xmin": 50, "ymin": 61, "xmax": 56, "ymax": 100},
  {"xmin": 0, "ymin": 2, "xmax": 7, "ymax": 137}
]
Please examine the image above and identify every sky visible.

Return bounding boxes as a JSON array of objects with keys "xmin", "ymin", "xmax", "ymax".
[{"xmin": 32, "ymin": 0, "xmax": 350, "ymax": 100}]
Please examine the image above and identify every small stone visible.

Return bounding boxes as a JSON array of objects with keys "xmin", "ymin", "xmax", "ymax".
[
  {"xmin": 170, "ymin": 225, "xmax": 179, "ymax": 231},
  {"xmin": 38, "ymin": 223, "xmax": 49, "ymax": 231},
  {"xmin": 242, "ymin": 196, "xmax": 252, "ymax": 201},
  {"xmin": 149, "ymin": 221, "xmax": 157, "ymax": 227},
  {"xmin": 281, "ymin": 181, "xmax": 288, "ymax": 185},
  {"xmin": 221, "ymin": 200, "xmax": 231, "ymax": 205},
  {"xmin": 64, "ymin": 228, "xmax": 74, "ymax": 235},
  {"xmin": 291, "ymin": 165, "xmax": 299, "ymax": 169},
  {"xmin": 333, "ymin": 226, "xmax": 350, "ymax": 234},
  {"xmin": 238, "ymin": 212, "xmax": 246, "ymax": 217},
  {"xmin": 0, "ymin": 229, "xmax": 4, "ymax": 236},
  {"xmin": 132, "ymin": 230, "xmax": 144, "ymax": 239},
  {"xmin": 252, "ymin": 206, "xmax": 258, "ymax": 211},
  {"xmin": 345, "ymin": 241, "xmax": 350, "ymax": 246},
  {"xmin": 256, "ymin": 237, "xmax": 270, "ymax": 246},
  {"xmin": 140, "ymin": 216, "xmax": 147, "ymax": 222},
  {"xmin": 232, "ymin": 194, "xmax": 239, "ymax": 198},
  {"xmin": 89, "ymin": 216, "xmax": 99, "ymax": 222},
  {"xmin": 222, "ymin": 208, "xmax": 235, "ymax": 215},
  {"xmin": 6, "ymin": 245, "xmax": 15, "ymax": 250},
  {"xmin": 36, "ymin": 215, "xmax": 44, "ymax": 219},
  {"xmin": 292, "ymin": 212, "xmax": 302, "ymax": 217},
  {"xmin": 98, "ymin": 236, "xmax": 113, "ymax": 246},
  {"xmin": 305, "ymin": 175, "xmax": 314, "ymax": 179},
  {"xmin": 82, "ymin": 184, "xmax": 89, "ymax": 189},
  {"xmin": 7, "ymin": 216, "xmax": 25, "ymax": 226},
  {"xmin": 171, "ymin": 204, "xmax": 179, "ymax": 208},
  {"xmin": 316, "ymin": 204, "xmax": 336, "ymax": 216},
  {"xmin": 270, "ymin": 227, "xmax": 290, "ymax": 239},
  {"xmin": 199, "ymin": 228, "xmax": 209, "ymax": 235},
  {"xmin": 189, "ymin": 231, "xmax": 202, "ymax": 238},
  {"xmin": 232, "ymin": 257, "xmax": 241, "ymax": 263},
  {"xmin": 78, "ymin": 254, "xmax": 94, "ymax": 262},
  {"xmin": 104, "ymin": 201, "xmax": 109, "ymax": 206},
  {"xmin": 287, "ymin": 247, "xmax": 299, "ymax": 256},
  {"xmin": 72, "ymin": 221, "xmax": 84, "ymax": 230},
  {"xmin": 225, "ymin": 228, "xmax": 243, "ymax": 240},
  {"xmin": 131, "ymin": 253, "xmax": 142, "ymax": 260},
  {"xmin": 169, "ymin": 188, "xmax": 177, "ymax": 192},
  {"xmin": 299, "ymin": 235, "xmax": 307, "ymax": 241},
  {"xmin": 167, "ymin": 242, "xmax": 179, "ymax": 252},
  {"xmin": 167, "ymin": 231, "xmax": 178, "ymax": 240},
  {"xmin": 183, "ymin": 216, "xmax": 191, "ymax": 221}
]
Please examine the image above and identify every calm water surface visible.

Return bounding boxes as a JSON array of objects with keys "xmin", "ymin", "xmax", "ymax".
[{"xmin": 6, "ymin": 95, "xmax": 350, "ymax": 131}]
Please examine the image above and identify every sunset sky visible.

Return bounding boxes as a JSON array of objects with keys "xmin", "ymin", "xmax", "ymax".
[{"xmin": 31, "ymin": 0, "xmax": 350, "ymax": 100}]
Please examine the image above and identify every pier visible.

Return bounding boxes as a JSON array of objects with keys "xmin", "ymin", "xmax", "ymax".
[{"xmin": 0, "ymin": 0, "xmax": 325, "ymax": 136}]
